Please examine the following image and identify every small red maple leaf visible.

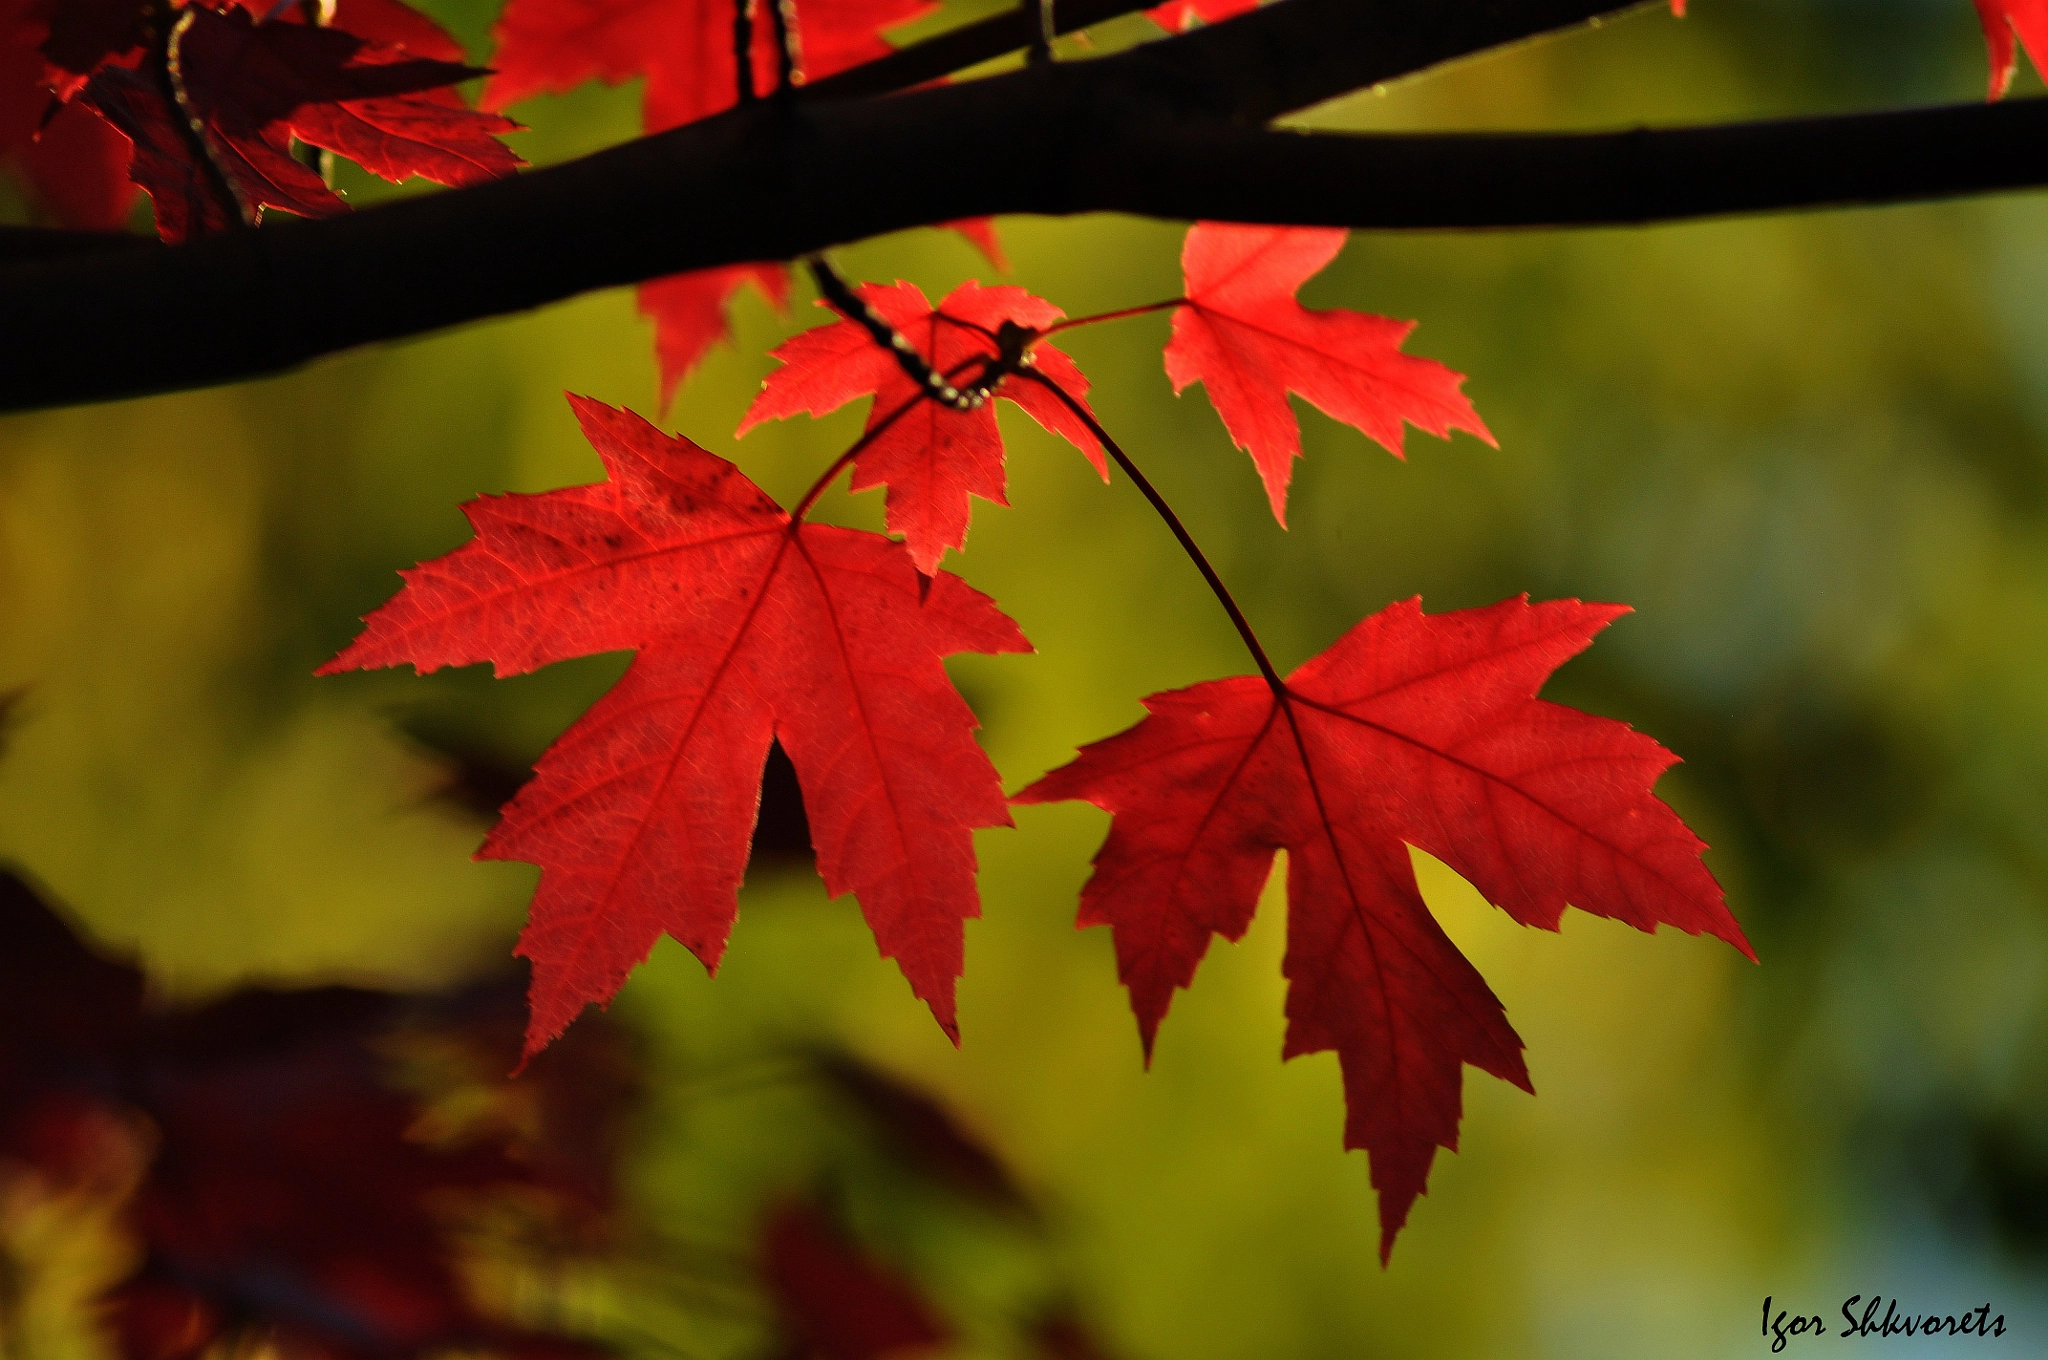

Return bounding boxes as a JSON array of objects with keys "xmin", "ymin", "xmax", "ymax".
[
  {"xmin": 1146, "ymin": 0, "xmax": 1257, "ymax": 35},
  {"xmin": 1016, "ymin": 596, "xmax": 1751, "ymax": 1261},
  {"xmin": 640, "ymin": 224, "xmax": 1007, "ymax": 410},
  {"xmin": 68, "ymin": 5, "xmax": 518, "ymax": 243},
  {"xmin": 1975, "ymin": 0, "xmax": 2048, "ymax": 97},
  {"xmin": 740, "ymin": 279, "xmax": 1106, "ymax": 575},
  {"xmin": 639, "ymin": 262, "xmax": 793, "ymax": 411},
  {"xmin": 320, "ymin": 395, "xmax": 1029, "ymax": 1058},
  {"xmin": 1164, "ymin": 222, "xmax": 1493, "ymax": 526}
]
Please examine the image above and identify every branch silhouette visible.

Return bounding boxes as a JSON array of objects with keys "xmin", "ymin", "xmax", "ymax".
[{"xmin": 4, "ymin": 0, "xmax": 2044, "ymax": 411}]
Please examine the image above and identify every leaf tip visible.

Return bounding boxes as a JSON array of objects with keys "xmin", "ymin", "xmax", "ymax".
[
  {"xmin": 1724, "ymin": 920, "xmax": 1760, "ymax": 965},
  {"xmin": 1260, "ymin": 466, "xmax": 1293, "ymax": 528}
]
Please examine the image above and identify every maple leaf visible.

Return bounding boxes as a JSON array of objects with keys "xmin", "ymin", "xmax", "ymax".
[
  {"xmin": 762, "ymin": 1203, "xmax": 951, "ymax": 1360},
  {"xmin": 325, "ymin": 0, "xmax": 470, "ymax": 61},
  {"xmin": 480, "ymin": 0, "xmax": 1001, "ymax": 401},
  {"xmin": 1975, "ymin": 0, "xmax": 2048, "ymax": 97},
  {"xmin": 1164, "ymin": 222, "xmax": 1493, "ymax": 525},
  {"xmin": 481, "ymin": 0, "xmax": 931, "ymax": 130},
  {"xmin": 0, "ymin": 0, "xmax": 137, "ymax": 227},
  {"xmin": 1015, "ymin": 596, "xmax": 1752, "ymax": 1260},
  {"xmin": 640, "ymin": 220, "xmax": 1008, "ymax": 410},
  {"xmin": 0, "ymin": 870, "xmax": 619, "ymax": 1360},
  {"xmin": 1146, "ymin": 0, "xmax": 1258, "ymax": 35},
  {"xmin": 740, "ymin": 279, "xmax": 1106, "ymax": 575},
  {"xmin": 3, "ymin": 0, "xmax": 475, "ymax": 229},
  {"xmin": 319, "ymin": 395, "xmax": 1029, "ymax": 1057},
  {"xmin": 36, "ymin": 0, "xmax": 151, "ymax": 97},
  {"xmin": 0, "ymin": 867, "xmax": 146, "ymax": 1184},
  {"xmin": 72, "ymin": 5, "xmax": 517, "ymax": 243},
  {"xmin": 641, "ymin": 261, "xmax": 792, "ymax": 410},
  {"xmin": 1, "ymin": 0, "xmax": 44, "ymax": 154},
  {"xmin": 7, "ymin": 97, "xmax": 137, "ymax": 227}
]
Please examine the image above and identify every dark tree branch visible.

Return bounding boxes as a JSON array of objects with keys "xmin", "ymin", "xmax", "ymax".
[
  {"xmin": 0, "ymin": 226, "xmax": 149, "ymax": 260},
  {"xmin": 7, "ymin": 0, "xmax": 2045, "ymax": 412},
  {"xmin": 1095, "ymin": 98, "xmax": 2048, "ymax": 228}
]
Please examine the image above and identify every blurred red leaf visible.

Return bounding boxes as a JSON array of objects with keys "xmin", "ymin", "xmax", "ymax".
[
  {"xmin": 0, "ymin": 868, "xmax": 624, "ymax": 1360},
  {"xmin": 762, "ymin": 1203, "xmax": 948, "ymax": 1360}
]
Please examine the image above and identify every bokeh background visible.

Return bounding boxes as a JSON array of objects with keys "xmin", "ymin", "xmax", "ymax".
[{"xmin": 6, "ymin": 0, "xmax": 2048, "ymax": 1354}]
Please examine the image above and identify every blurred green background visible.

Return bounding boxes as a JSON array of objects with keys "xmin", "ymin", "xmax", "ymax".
[{"xmin": 7, "ymin": 0, "xmax": 2048, "ymax": 1354}]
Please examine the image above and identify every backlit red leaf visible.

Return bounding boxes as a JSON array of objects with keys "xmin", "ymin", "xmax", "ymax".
[
  {"xmin": 7, "ymin": 94, "xmax": 135, "ymax": 227},
  {"xmin": 739, "ymin": 279, "xmax": 1105, "ymax": 574},
  {"xmin": 1016, "ymin": 596, "xmax": 1751, "ymax": 1260},
  {"xmin": 1975, "ymin": 0, "xmax": 2048, "ymax": 97},
  {"xmin": 1164, "ymin": 222, "xmax": 1493, "ymax": 525},
  {"xmin": 74, "ymin": 6, "xmax": 517, "ymax": 243},
  {"xmin": 482, "ymin": 0, "xmax": 931, "ymax": 131},
  {"xmin": 1, "ymin": 0, "xmax": 45, "ymax": 155},
  {"xmin": 320, "ymin": 395, "xmax": 1029, "ymax": 1058},
  {"xmin": 328, "ymin": 0, "xmax": 468, "ymax": 60},
  {"xmin": 640, "ymin": 262, "xmax": 792, "ymax": 412},
  {"xmin": 480, "ymin": 0, "xmax": 997, "ymax": 400},
  {"xmin": 640, "ymin": 222, "xmax": 1006, "ymax": 404},
  {"xmin": 1146, "ymin": 0, "xmax": 1257, "ymax": 34}
]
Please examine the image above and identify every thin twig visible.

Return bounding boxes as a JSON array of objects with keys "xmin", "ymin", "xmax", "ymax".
[
  {"xmin": 1045, "ymin": 298, "xmax": 1187, "ymax": 333},
  {"xmin": 1015, "ymin": 368, "xmax": 1286, "ymax": 694}
]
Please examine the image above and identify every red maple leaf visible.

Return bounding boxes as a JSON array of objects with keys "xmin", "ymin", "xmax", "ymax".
[
  {"xmin": 1146, "ymin": 0, "xmax": 1258, "ymax": 35},
  {"xmin": 479, "ymin": 0, "xmax": 1015, "ymax": 402},
  {"xmin": 323, "ymin": 0, "xmax": 469, "ymax": 60},
  {"xmin": 1164, "ymin": 222, "xmax": 1493, "ymax": 525},
  {"xmin": 481, "ymin": 0, "xmax": 932, "ymax": 131},
  {"xmin": 69, "ymin": 5, "xmax": 517, "ymax": 243},
  {"xmin": 0, "ymin": 0, "xmax": 139, "ymax": 225},
  {"xmin": 6, "ymin": 97, "xmax": 136, "ymax": 227},
  {"xmin": 640, "ymin": 261, "xmax": 792, "ymax": 410},
  {"xmin": 320, "ymin": 395, "xmax": 1029, "ymax": 1057},
  {"xmin": 1015, "ymin": 596, "xmax": 1752, "ymax": 1260},
  {"xmin": 1975, "ymin": 0, "xmax": 2048, "ymax": 97},
  {"xmin": 762, "ymin": 1203, "xmax": 950, "ymax": 1360},
  {"xmin": 1, "ymin": 0, "xmax": 46, "ymax": 151},
  {"xmin": 739, "ymin": 279, "xmax": 1106, "ymax": 575},
  {"xmin": 2, "ymin": 0, "xmax": 477, "ymax": 228},
  {"xmin": 640, "ymin": 222, "xmax": 1007, "ymax": 410},
  {"xmin": 0, "ymin": 870, "xmax": 619, "ymax": 1360}
]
